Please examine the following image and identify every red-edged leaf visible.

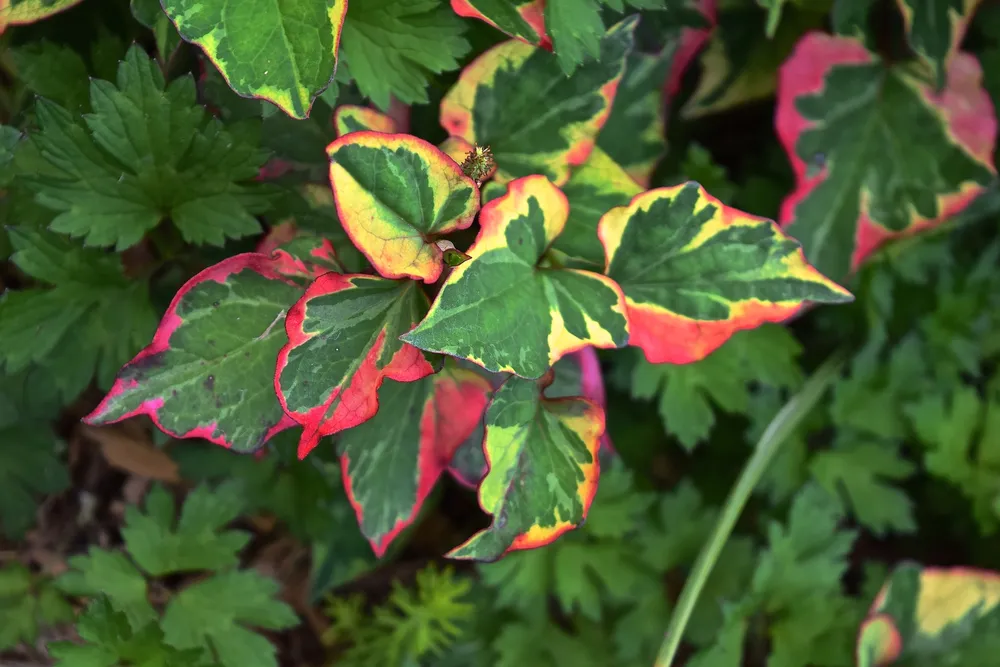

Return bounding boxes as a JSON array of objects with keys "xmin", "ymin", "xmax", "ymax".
[
  {"xmin": 599, "ymin": 182, "xmax": 852, "ymax": 364},
  {"xmin": 447, "ymin": 373, "xmax": 604, "ymax": 560},
  {"xmin": 665, "ymin": 0, "xmax": 718, "ymax": 96},
  {"xmin": 326, "ymin": 131, "xmax": 481, "ymax": 283},
  {"xmin": 446, "ymin": 347, "xmax": 612, "ymax": 489},
  {"xmin": 333, "ymin": 104, "xmax": 401, "ymax": 137},
  {"xmin": 84, "ymin": 254, "xmax": 302, "ymax": 452},
  {"xmin": 450, "ymin": 0, "xmax": 550, "ymax": 48},
  {"xmin": 339, "ymin": 364, "xmax": 491, "ymax": 556},
  {"xmin": 776, "ymin": 32, "xmax": 997, "ymax": 281},
  {"xmin": 274, "ymin": 273, "xmax": 436, "ymax": 459}
]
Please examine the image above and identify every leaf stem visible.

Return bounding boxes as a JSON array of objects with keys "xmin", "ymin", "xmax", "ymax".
[{"xmin": 652, "ymin": 351, "xmax": 847, "ymax": 667}]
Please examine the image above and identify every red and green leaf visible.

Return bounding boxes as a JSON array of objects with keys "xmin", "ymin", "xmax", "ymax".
[
  {"xmin": 857, "ymin": 564, "xmax": 1000, "ymax": 666},
  {"xmin": 776, "ymin": 32, "xmax": 997, "ymax": 281},
  {"xmin": 664, "ymin": 0, "xmax": 718, "ymax": 97},
  {"xmin": 326, "ymin": 131, "xmax": 481, "ymax": 283},
  {"xmin": 596, "ymin": 51, "xmax": 671, "ymax": 188},
  {"xmin": 339, "ymin": 364, "xmax": 492, "ymax": 556},
  {"xmin": 897, "ymin": 0, "xmax": 982, "ymax": 88},
  {"xmin": 599, "ymin": 182, "xmax": 852, "ymax": 365},
  {"xmin": 450, "ymin": 0, "xmax": 549, "ymax": 48},
  {"xmin": 557, "ymin": 147, "xmax": 642, "ymax": 271},
  {"xmin": 0, "ymin": 0, "xmax": 84, "ymax": 31},
  {"xmin": 274, "ymin": 273, "xmax": 436, "ymax": 459},
  {"xmin": 162, "ymin": 0, "xmax": 347, "ymax": 119},
  {"xmin": 84, "ymin": 254, "xmax": 302, "ymax": 452},
  {"xmin": 263, "ymin": 234, "xmax": 343, "ymax": 284},
  {"xmin": 334, "ymin": 104, "xmax": 401, "ymax": 137},
  {"xmin": 439, "ymin": 16, "xmax": 636, "ymax": 186},
  {"xmin": 402, "ymin": 175, "xmax": 629, "ymax": 380},
  {"xmin": 447, "ymin": 374, "xmax": 604, "ymax": 561}
]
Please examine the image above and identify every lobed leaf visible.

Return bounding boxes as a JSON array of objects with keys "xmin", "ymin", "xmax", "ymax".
[
  {"xmin": 162, "ymin": 0, "xmax": 347, "ymax": 119},
  {"xmin": 339, "ymin": 364, "xmax": 491, "ymax": 556},
  {"xmin": 274, "ymin": 273, "xmax": 436, "ymax": 459},
  {"xmin": 776, "ymin": 32, "xmax": 997, "ymax": 281},
  {"xmin": 334, "ymin": 104, "xmax": 401, "ymax": 137},
  {"xmin": 450, "ymin": 0, "xmax": 549, "ymax": 47},
  {"xmin": 857, "ymin": 564, "xmax": 1000, "ymax": 666},
  {"xmin": 599, "ymin": 181, "xmax": 852, "ymax": 365},
  {"xmin": 84, "ymin": 254, "xmax": 302, "ymax": 452},
  {"xmin": 448, "ymin": 374, "xmax": 604, "ymax": 560},
  {"xmin": 326, "ymin": 131, "xmax": 481, "ymax": 283},
  {"xmin": 896, "ymin": 0, "xmax": 982, "ymax": 88},
  {"xmin": 439, "ymin": 16, "xmax": 636, "ymax": 186},
  {"xmin": 402, "ymin": 175, "xmax": 629, "ymax": 379}
]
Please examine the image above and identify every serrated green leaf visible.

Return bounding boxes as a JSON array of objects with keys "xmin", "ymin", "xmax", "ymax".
[
  {"xmin": 440, "ymin": 17, "xmax": 635, "ymax": 186},
  {"xmin": 162, "ymin": 0, "xmax": 346, "ymax": 119},
  {"xmin": 121, "ymin": 483, "xmax": 250, "ymax": 576},
  {"xmin": 810, "ymin": 438, "xmax": 916, "ymax": 536},
  {"xmin": 85, "ymin": 254, "xmax": 303, "ymax": 453},
  {"xmin": 0, "ymin": 424, "xmax": 68, "ymax": 539},
  {"xmin": 29, "ymin": 46, "xmax": 267, "ymax": 250},
  {"xmin": 161, "ymin": 571, "xmax": 298, "ymax": 667},
  {"xmin": 777, "ymin": 32, "xmax": 996, "ymax": 281},
  {"xmin": 10, "ymin": 41, "xmax": 90, "ymax": 111},
  {"xmin": 0, "ymin": 563, "xmax": 73, "ymax": 651},
  {"xmin": 56, "ymin": 550, "xmax": 154, "ymax": 628},
  {"xmin": 544, "ymin": 0, "xmax": 606, "ymax": 74},
  {"xmin": 340, "ymin": 0, "xmax": 470, "ymax": 110},
  {"xmin": 403, "ymin": 175, "xmax": 629, "ymax": 379}
]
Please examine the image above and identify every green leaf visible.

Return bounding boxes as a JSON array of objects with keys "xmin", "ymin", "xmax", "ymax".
[
  {"xmin": 29, "ymin": 45, "xmax": 267, "ymax": 250},
  {"xmin": 447, "ymin": 374, "xmax": 605, "ymax": 561},
  {"xmin": 0, "ymin": 229, "xmax": 157, "ymax": 397},
  {"xmin": 810, "ymin": 438, "xmax": 917, "ymax": 536},
  {"xmin": 896, "ymin": 0, "xmax": 982, "ymax": 89},
  {"xmin": 275, "ymin": 274, "xmax": 436, "ymax": 458},
  {"xmin": 600, "ymin": 181, "xmax": 852, "ymax": 365},
  {"xmin": 338, "ymin": 365, "xmax": 491, "ymax": 556},
  {"xmin": 440, "ymin": 16, "xmax": 635, "ymax": 186},
  {"xmin": 776, "ymin": 32, "xmax": 996, "ymax": 281},
  {"xmin": 0, "ymin": 424, "xmax": 68, "ymax": 539},
  {"xmin": 595, "ymin": 51, "xmax": 671, "ymax": 186},
  {"xmin": 161, "ymin": 570, "xmax": 298, "ymax": 667},
  {"xmin": 131, "ymin": 0, "xmax": 183, "ymax": 64},
  {"xmin": 162, "ymin": 0, "xmax": 347, "ymax": 119},
  {"xmin": 10, "ymin": 41, "xmax": 90, "ymax": 111},
  {"xmin": 544, "ymin": 0, "xmax": 606, "ymax": 75},
  {"xmin": 630, "ymin": 325, "xmax": 803, "ymax": 450},
  {"xmin": 555, "ymin": 147, "xmax": 641, "ymax": 271},
  {"xmin": 340, "ymin": 0, "xmax": 470, "ymax": 110},
  {"xmin": 326, "ymin": 131, "xmax": 480, "ymax": 283},
  {"xmin": 0, "ymin": 563, "xmax": 73, "ymax": 651},
  {"xmin": 84, "ymin": 253, "xmax": 303, "ymax": 453},
  {"xmin": 121, "ymin": 483, "xmax": 250, "ymax": 576},
  {"xmin": 403, "ymin": 175, "xmax": 629, "ymax": 379},
  {"xmin": 56, "ymin": 550, "xmax": 154, "ymax": 628},
  {"xmin": 857, "ymin": 564, "xmax": 1000, "ymax": 666},
  {"xmin": 49, "ymin": 597, "xmax": 212, "ymax": 667}
]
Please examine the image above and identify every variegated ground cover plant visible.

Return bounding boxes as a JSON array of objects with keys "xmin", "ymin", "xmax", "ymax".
[{"xmin": 2, "ymin": 0, "xmax": 1000, "ymax": 665}]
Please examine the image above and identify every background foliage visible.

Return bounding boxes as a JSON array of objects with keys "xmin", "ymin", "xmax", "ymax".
[{"xmin": 2, "ymin": 0, "xmax": 1000, "ymax": 665}]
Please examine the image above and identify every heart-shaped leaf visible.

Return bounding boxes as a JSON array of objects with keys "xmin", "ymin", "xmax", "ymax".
[
  {"xmin": 402, "ymin": 175, "xmax": 629, "ymax": 379},
  {"xmin": 85, "ymin": 254, "xmax": 305, "ymax": 452},
  {"xmin": 339, "ymin": 363, "xmax": 492, "ymax": 556},
  {"xmin": 327, "ymin": 131, "xmax": 481, "ymax": 283},
  {"xmin": 776, "ymin": 32, "xmax": 996, "ymax": 281},
  {"xmin": 162, "ymin": 0, "xmax": 347, "ymax": 119},
  {"xmin": 857, "ymin": 564, "xmax": 1000, "ymax": 666},
  {"xmin": 275, "ymin": 274, "xmax": 436, "ymax": 458},
  {"xmin": 449, "ymin": 0, "xmax": 549, "ymax": 47},
  {"xmin": 333, "ymin": 104, "xmax": 401, "ymax": 137},
  {"xmin": 439, "ymin": 16, "xmax": 636, "ymax": 186},
  {"xmin": 448, "ymin": 374, "xmax": 604, "ymax": 561},
  {"xmin": 599, "ymin": 181, "xmax": 853, "ymax": 365}
]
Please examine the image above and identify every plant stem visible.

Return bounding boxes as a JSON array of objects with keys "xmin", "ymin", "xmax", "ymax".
[{"xmin": 652, "ymin": 351, "xmax": 847, "ymax": 667}]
